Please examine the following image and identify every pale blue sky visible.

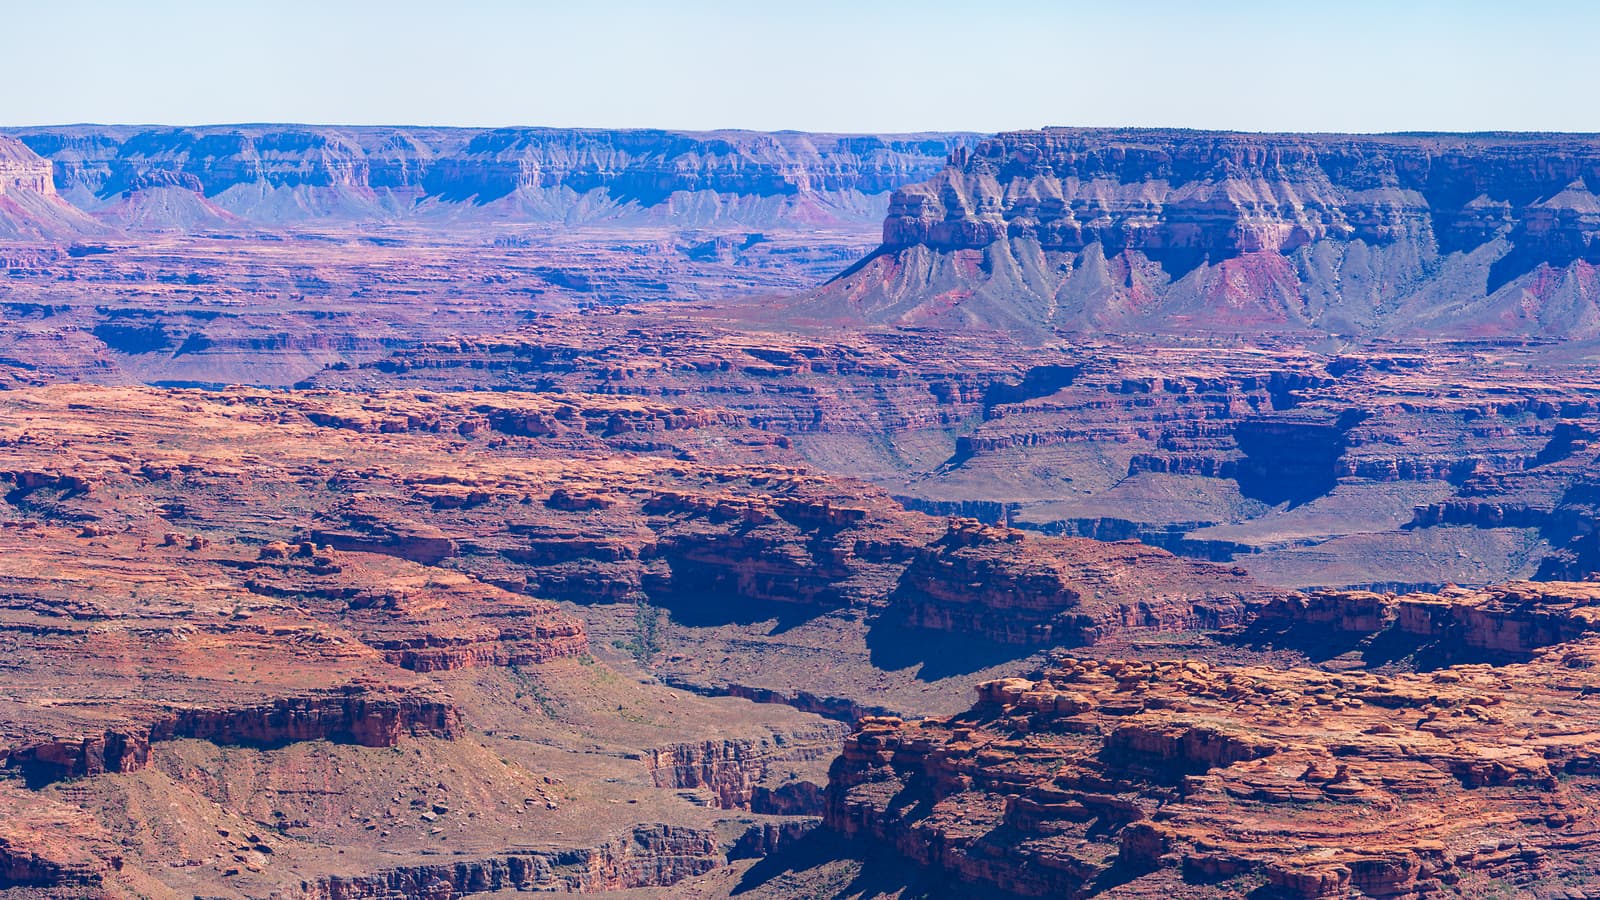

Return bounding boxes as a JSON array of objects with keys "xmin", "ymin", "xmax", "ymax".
[{"xmin": 3, "ymin": 0, "xmax": 1596, "ymax": 133}]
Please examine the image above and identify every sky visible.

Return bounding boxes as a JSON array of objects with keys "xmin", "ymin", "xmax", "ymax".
[{"xmin": 3, "ymin": 0, "xmax": 1597, "ymax": 134}]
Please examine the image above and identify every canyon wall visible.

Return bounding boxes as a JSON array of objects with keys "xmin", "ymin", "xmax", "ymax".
[
  {"xmin": 0, "ymin": 136, "xmax": 103, "ymax": 239},
  {"xmin": 0, "ymin": 140, "xmax": 53, "ymax": 195},
  {"xmin": 809, "ymin": 128, "xmax": 1600, "ymax": 340},
  {"xmin": 4, "ymin": 126, "xmax": 978, "ymax": 229},
  {"xmin": 294, "ymin": 824, "xmax": 724, "ymax": 897}
]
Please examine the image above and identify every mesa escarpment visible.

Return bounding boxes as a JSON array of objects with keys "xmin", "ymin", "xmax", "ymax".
[
  {"xmin": 5, "ymin": 690, "xmax": 462, "ymax": 786},
  {"xmin": 6, "ymin": 125, "xmax": 978, "ymax": 229},
  {"xmin": 0, "ymin": 135, "xmax": 103, "ymax": 239},
  {"xmin": 0, "ymin": 139, "xmax": 54, "ymax": 196},
  {"xmin": 894, "ymin": 519, "xmax": 1258, "ymax": 644},
  {"xmin": 1240, "ymin": 580, "xmax": 1600, "ymax": 665},
  {"xmin": 805, "ymin": 128, "xmax": 1600, "ymax": 341}
]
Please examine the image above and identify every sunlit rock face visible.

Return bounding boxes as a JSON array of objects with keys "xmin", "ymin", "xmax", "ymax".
[{"xmin": 813, "ymin": 128, "xmax": 1600, "ymax": 339}]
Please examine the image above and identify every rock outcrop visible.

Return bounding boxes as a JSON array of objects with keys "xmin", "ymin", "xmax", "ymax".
[
  {"xmin": 3, "ymin": 689, "xmax": 461, "ymax": 786},
  {"xmin": 0, "ymin": 782, "xmax": 122, "ymax": 889},
  {"xmin": 826, "ymin": 640, "xmax": 1600, "ymax": 898},
  {"xmin": 1243, "ymin": 580, "xmax": 1600, "ymax": 662},
  {"xmin": 892, "ymin": 519, "xmax": 1258, "ymax": 644},
  {"xmin": 645, "ymin": 724, "xmax": 846, "ymax": 810}
]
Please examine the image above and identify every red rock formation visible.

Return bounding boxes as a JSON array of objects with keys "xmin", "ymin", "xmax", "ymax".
[
  {"xmin": 0, "ymin": 135, "xmax": 102, "ymax": 239},
  {"xmin": 0, "ymin": 783, "xmax": 122, "ymax": 889},
  {"xmin": 894, "ymin": 519, "xmax": 1259, "ymax": 644},
  {"xmin": 827, "ymin": 640, "xmax": 1600, "ymax": 897},
  {"xmin": 310, "ymin": 499, "xmax": 459, "ymax": 565},
  {"xmin": 3, "ymin": 689, "xmax": 461, "ymax": 786},
  {"xmin": 1247, "ymin": 581, "xmax": 1600, "ymax": 660},
  {"xmin": 645, "ymin": 723, "xmax": 845, "ymax": 810}
]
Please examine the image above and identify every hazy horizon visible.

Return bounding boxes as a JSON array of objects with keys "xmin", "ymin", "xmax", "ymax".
[
  {"xmin": 6, "ymin": 0, "xmax": 1597, "ymax": 134},
  {"xmin": 10, "ymin": 122, "xmax": 1600, "ymax": 137}
]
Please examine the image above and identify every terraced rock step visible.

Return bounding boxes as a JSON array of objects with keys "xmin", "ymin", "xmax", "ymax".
[
  {"xmin": 295, "ymin": 824, "xmax": 726, "ymax": 898},
  {"xmin": 311, "ymin": 311, "xmax": 1600, "ymax": 591},
  {"xmin": 2, "ymin": 690, "xmax": 461, "ymax": 786}
]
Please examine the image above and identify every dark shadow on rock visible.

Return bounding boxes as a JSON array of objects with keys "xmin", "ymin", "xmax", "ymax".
[
  {"xmin": 733, "ymin": 828, "xmax": 1014, "ymax": 899},
  {"xmin": 1357, "ymin": 626, "xmax": 1534, "ymax": 672},
  {"xmin": 1087, "ymin": 857, "xmax": 1157, "ymax": 896},
  {"xmin": 1233, "ymin": 409, "xmax": 1366, "ymax": 508},
  {"xmin": 652, "ymin": 588, "xmax": 828, "ymax": 632},
  {"xmin": 1220, "ymin": 622, "xmax": 1535, "ymax": 673},
  {"xmin": 1217, "ymin": 621, "xmax": 1378, "ymax": 665},
  {"xmin": 865, "ymin": 615, "xmax": 1041, "ymax": 681}
]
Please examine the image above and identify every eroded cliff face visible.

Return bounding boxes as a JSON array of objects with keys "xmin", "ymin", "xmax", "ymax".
[
  {"xmin": 1242, "ymin": 580, "xmax": 1600, "ymax": 665},
  {"xmin": 810, "ymin": 128, "xmax": 1600, "ymax": 340},
  {"xmin": 0, "ymin": 140, "xmax": 54, "ymax": 196},
  {"xmin": 645, "ymin": 723, "xmax": 846, "ymax": 812},
  {"xmin": 0, "ymin": 136, "xmax": 103, "ymax": 239},
  {"xmin": 2, "ymin": 691, "xmax": 462, "ymax": 787},
  {"xmin": 893, "ymin": 519, "xmax": 1258, "ymax": 644},
  {"xmin": 811, "ymin": 577, "xmax": 1600, "ymax": 898},
  {"xmin": 5, "ymin": 126, "xmax": 978, "ymax": 229}
]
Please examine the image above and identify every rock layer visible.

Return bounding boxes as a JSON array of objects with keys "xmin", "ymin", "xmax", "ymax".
[
  {"xmin": 313, "ymin": 312, "xmax": 1600, "ymax": 590},
  {"xmin": 293, "ymin": 824, "xmax": 723, "ymax": 898}
]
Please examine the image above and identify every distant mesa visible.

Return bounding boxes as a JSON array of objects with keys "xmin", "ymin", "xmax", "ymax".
[
  {"xmin": 799, "ymin": 128, "xmax": 1600, "ymax": 342},
  {"xmin": 2, "ymin": 125, "xmax": 980, "ymax": 231}
]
